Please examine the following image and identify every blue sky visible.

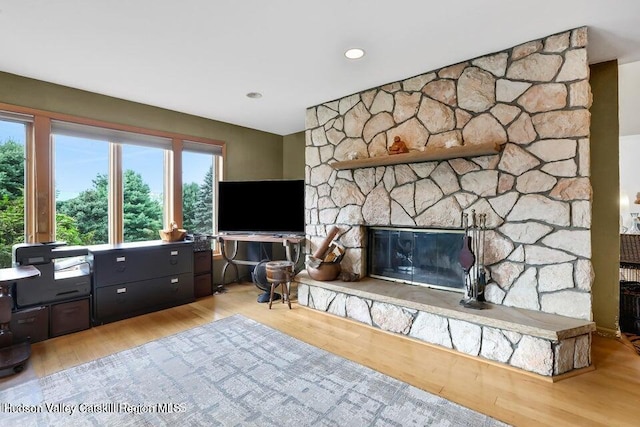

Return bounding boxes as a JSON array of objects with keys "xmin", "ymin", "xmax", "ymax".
[{"xmin": 0, "ymin": 121, "xmax": 213, "ymax": 201}]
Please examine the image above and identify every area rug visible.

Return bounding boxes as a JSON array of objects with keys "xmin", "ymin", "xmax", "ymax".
[{"xmin": 0, "ymin": 315, "xmax": 508, "ymax": 426}]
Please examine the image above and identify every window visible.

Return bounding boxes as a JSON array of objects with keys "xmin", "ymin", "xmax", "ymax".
[
  {"xmin": 182, "ymin": 141, "xmax": 222, "ymax": 237},
  {"xmin": 122, "ymin": 144, "xmax": 165, "ymax": 242},
  {"xmin": 0, "ymin": 106, "xmax": 224, "ymax": 252},
  {"xmin": 0, "ymin": 114, "xmax": 30, "ymax": 267},
  {"xmin": 54, "ymin": 135, "xmax": 109, "ymax": 245},
  {"xmin": 52, "ymin": 120, "xmax": 173, "ymax": 245}
]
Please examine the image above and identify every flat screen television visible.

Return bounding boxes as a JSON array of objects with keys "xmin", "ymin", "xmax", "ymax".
[{"xmin": 217, "ymin": 179, "xmax": 305, "ymax": 235}]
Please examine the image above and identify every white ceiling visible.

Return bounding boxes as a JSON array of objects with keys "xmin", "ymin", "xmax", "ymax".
[{"xmin": 1, "ymin": 0, "xmax": 639, "ymax": 136}]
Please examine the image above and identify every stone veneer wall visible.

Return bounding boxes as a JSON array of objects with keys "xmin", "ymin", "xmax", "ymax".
[
  {"xmin": 305, "ymin": 27, "xmax": 593, "ymax": 321},
  {"xmin": 297, "ymin": 283, "xmax": 591, "ymax": 376}
]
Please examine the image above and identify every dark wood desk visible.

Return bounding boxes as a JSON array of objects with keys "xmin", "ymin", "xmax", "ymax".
[{"xmin": 216, "ymin": 234, "xmax": 304, "ymax": 285}]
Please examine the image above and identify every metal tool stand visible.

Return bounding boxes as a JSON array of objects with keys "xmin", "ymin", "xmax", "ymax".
[
  {"xmin": 459, "ymin": 210, "xmax": 488, "ymax": 310},
  {"xmin": 0, "ymin": 265, "xmax": 40, "ymax": 377}
]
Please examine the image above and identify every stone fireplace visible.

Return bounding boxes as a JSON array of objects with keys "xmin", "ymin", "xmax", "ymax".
[{"xmin": 298, "ymin": 27, "xmax": 596, "ymax": 378}]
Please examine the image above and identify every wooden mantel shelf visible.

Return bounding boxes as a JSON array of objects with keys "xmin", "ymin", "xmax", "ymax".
[{"xmin": 330, "ymin": 142, "xmax": 505, "ymax": 170}]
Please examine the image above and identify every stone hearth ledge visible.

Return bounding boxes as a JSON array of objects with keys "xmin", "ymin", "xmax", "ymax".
[
  {"xmin": 296, "ymin": 271, "xmax": 595, "ymax": 378},
  {"xmin": 297, "ymin": 272, "xmax": 593, "ymax": 339}
]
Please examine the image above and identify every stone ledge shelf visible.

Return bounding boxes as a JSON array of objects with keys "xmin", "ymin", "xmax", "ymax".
[
  {"xmin": 296, "ymin": 272, "xmax": 596, "ymax": 379},
  {"xmin": 329, "ymin": 142, "xmax": 505, "ymax": 170}
]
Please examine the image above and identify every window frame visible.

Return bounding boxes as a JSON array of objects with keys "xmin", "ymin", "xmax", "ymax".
[{"xmin": 0, "ymin": 102, "xmax": 225, "ymax": 253}]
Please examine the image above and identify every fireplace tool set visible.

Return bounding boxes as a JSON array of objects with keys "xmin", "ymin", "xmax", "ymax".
[{"xmin": 459, "ymin": 210, "xmax": 488, "ymax": 310}]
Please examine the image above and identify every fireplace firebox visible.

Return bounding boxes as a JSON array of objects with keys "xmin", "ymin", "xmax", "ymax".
[{"xmin": 367, "ymin": 227, "xmax": 466, "ymax": 292}]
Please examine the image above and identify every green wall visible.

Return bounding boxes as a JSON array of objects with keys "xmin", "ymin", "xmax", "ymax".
[
  {"xmin": 590, "ymin": 60, "xmax": 620, "ymax": 334},
  {"xmin": 282, "ymin": 131, "xmax": 305, "ymax": 179},
  {"xmin": 0, "ymin": 71, "xmax": 284, "ymax": 181}
]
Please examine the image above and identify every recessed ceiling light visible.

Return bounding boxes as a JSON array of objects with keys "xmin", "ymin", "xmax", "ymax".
[
  {"xmin": 246, "ymin": 92, "xmax": 262, "ymax": 99},
  {"xmin": 344, "ymin": 48, "xmax": 365, "ymax": 60}
]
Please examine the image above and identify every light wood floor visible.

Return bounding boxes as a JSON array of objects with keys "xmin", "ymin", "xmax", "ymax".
[{"xmin": 3, "ymin": 282, "xmax": 640, "ymax": 427}]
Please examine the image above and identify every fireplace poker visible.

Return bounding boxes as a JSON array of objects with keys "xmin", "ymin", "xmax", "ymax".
[
  {"xmin": 475, "ymin": 212, "xmax": 480, "ymax": 300},
  {"xmin": 471, "ymin": 209, "xmax": 478, "ymax": 300}
]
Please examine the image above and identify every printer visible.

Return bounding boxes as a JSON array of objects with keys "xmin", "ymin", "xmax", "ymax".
[{"xmin": 11, "ymin": 242, "xmax": 91, "ymax": 308}]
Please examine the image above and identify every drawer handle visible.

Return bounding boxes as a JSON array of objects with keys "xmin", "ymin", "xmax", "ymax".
[
  {"xmin": 170, "ymin": 251, "xmax": 178, "ymax": 256},
  {"xmin": 171, "ymin": 278, "xmax": 179, "ymax": 284},
  {"xmin": 62, "ymin": 307, "xmax": 80, "ymax": 314},
  {"xmin": 116, "ymin": 257, "xmax": 126, "ymax": 262},
  {"xmin": 56, "ymin": 290, "xmax": 79, "ymax": 297},
  {"xmin": 17, "ymin": 318, "xmax": 36, "ymax": 324},
  {"xmin": 117, "ymin": 288, "xmax": 127, "ymax": 294}
]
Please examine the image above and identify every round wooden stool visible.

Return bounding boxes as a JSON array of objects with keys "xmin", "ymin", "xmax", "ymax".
[{"xmin": 265, "ymin": 261, "xmax": 294, "ymax": 309}]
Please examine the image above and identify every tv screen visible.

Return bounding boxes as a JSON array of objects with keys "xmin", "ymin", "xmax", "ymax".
[{"xmin": 217, "ymin": 179, "xmax": 305, "ymax": 235}]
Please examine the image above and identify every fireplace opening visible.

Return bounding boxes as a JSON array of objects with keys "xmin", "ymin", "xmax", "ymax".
[{"xmin": 367, "ymin": 227, "xmax": 466, "ymax": 292}]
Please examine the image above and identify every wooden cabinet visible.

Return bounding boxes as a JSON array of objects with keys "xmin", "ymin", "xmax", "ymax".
[
  {"xmin": 193, "ymin": 250, "xmax": 212, "ymax": 298},
  {"xmin": 11, "ymin": 297, "xmax": 92, "ymax": 342},
  {"xmin": 7, "ymin": 262, "xmax": 90, "ymax": 344},
  {"xmin": 91, "ymin": 240, "xmax": 194, "ymax": 325}
]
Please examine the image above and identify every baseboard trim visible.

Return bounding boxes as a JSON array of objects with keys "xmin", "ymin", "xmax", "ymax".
[{"xmin": 595, "ymin": 325, "xmax": 619, "ymax": 338}]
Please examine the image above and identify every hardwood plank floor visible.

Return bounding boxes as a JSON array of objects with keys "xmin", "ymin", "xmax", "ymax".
[{"xmin": 2, "ymin": 282, "xmax": 639, "ymax": 426}]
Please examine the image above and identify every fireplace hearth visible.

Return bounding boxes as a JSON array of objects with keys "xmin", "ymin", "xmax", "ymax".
[{"xmin": 368, "ymin": 227, "xmax": 465, "ymax": 292}]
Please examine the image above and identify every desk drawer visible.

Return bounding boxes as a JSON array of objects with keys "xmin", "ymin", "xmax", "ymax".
[
  {"xmin": 93, "ymin": 246, "xmax": 193, "ymax": 287},
  {"xmin": 11, "ymin": 306, "xmax": 49, "ymax": 343},
  {"xmin": 194, "ymin": 273, "xmax": 212, "ymax": 298},
  {"xmin": 94, "ymin": 273, "xmax": 194, "ymax": 324},
  {"xmin": 50, "ymin": 298, "xmax": 90, "ymax": 338},
  {"xmin": 194, "ymin": 250, "xmax": 212, "ymax": 275}
]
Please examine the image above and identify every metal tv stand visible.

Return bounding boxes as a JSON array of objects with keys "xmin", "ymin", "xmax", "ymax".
[{"xmin": 216, "ymin": 234, "xmax": 304, "ymax": 286}]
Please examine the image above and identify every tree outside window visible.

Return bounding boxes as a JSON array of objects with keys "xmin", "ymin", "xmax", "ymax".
[
  {"xmin": 182, "ymin": 151, "xmax": 215, "ymax": 235},
  {"xmin": 0, "ymin": 124, "xmax": 26, "ymax": 267}
]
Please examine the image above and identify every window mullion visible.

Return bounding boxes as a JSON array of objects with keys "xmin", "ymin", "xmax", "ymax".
[
  {"xmin": 212, "ymin": 155, "xmax": 222, "ymax": 253},
  {"xmin": 108, "ymin": 143, "xmax": 123, "ymax": 243},
  {"xmin": 33, "ymin": 116, "xmax": 54, "ymax": 243},
  {"xmin": 166, "ymin": 139, "xmax": 182, "ymax": 229},
  {"xmin": 25, "ymin": 122, "xmax": 36, "ymax": 243},
  {"xmin": 164, "ymin": 149, "xmax": 174, "ymax": 229}
]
